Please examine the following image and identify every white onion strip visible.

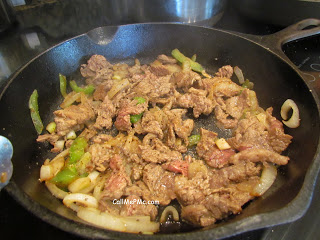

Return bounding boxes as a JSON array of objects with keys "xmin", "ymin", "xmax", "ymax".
[
  {"xmin": 77, "ymin": 207, "xmax": 160, "ymax": 233},
  {"xmin": 234, "ymin": 66, "xmax": 244, "ymax": 84},
  {"xmin": 251, "ymin": 163, "xmax": 277, "ymax": 196},
  {"xmin": 63, "ymin": 193, "xmax": 98, "ymax": 210},
  {"xmin": 45, "ymin": 181, "xmax": 68, "ymax": 199},
  {"xmin": 160, "ymin": 206, "xmax": 180, "ymax": 223},
  {"xmin": 281, "ymin": 99, "xmax": 300, "ymax": 128}
]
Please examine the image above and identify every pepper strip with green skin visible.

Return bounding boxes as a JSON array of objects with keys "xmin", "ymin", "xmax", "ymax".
[
  {"xmin": 51, "ymin": 165, "xmax": 78, "ymax": 186},
  {"xmin": 188, "ymin": 134, "xmax": 201, "ymax": 147},
  {"xmin": 171, "ymin": 49, "xmax": 204, "ymax": 73},
  {"xmin": 29, "ymin": 89, "xmax": 44, "ymax": 135},
  {"xmin": 59, "ymin": 73, "xmax": 67, "ymax": 97},
  {"xmin": 130, "ymin": 97, "xmax": 146, "ymax": 124},
  {"xmin": 69, "ymin": 137, "xmax": 88, "ymax": 164},
  {"xmin": 69, "ymin": 80, "xmax": 95, "ymax": 95}
]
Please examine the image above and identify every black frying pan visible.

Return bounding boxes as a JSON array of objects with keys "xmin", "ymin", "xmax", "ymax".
[{"xmin": 1, "ymin": 20, "xmax": 320, "ymax": 239}]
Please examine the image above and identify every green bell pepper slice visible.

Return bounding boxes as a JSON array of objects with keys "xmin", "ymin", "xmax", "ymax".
[
  {"xmin": 29, "ymin": 89, "xmax": 44, "ymax": 135},
  {"xmin": 69, "ymin": 80, "xmax": 95, "ymax": 95}
]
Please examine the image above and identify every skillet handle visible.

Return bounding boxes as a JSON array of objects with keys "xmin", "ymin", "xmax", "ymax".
[
  {"xmin": 260, "ymin": 18, "xmax": 320, "ymax": 52},
  {"xmin": 250, "ymin": 18, "xmax": 320, "ymax": 84}
]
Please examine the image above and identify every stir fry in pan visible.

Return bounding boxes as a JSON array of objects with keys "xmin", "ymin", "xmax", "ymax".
[{"xmin": 33, "ymin": 49, "xmax": 294, "ymax": 233}]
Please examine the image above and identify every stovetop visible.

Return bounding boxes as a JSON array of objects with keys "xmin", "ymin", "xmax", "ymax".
[{"xmin": 1, "ymin": 2, "xmax": 320, "ymax": 240}]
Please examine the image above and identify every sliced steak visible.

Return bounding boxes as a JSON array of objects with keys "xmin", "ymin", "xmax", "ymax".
[
  {"xmin": 94, "ymin": 95, "xmax": 116, "ymax": 130},
  {"xmin": 215, "ymin": 65, "xmax": 233, "ymax": 79},
  {"xmin": 142, "ymin": 163, "xmax": 176, "ymax": 205}
]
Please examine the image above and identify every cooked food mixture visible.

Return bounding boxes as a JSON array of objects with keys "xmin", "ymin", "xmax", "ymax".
[{"xmin": 36, "ymin": 50, "xmax": 293, "ymax": 233}]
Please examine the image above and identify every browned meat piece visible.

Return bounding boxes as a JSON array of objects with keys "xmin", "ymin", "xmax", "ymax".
[
  {"xmin": 139, "ymin": 142, "xmax": 182, "ymax": 163},
  {"xmin": 174, "ymin": 174, "xmax": 211, "ymax": 206},
  {"xmin": 114, "ymin": 98, "xmax": 148, "ymax": 132},
  {"xmin": 209, "ymin": 161, "xmax": 262, "ymax": 189},
  {"xmin": 215, "ymin": 65, "xmax": 233, "ymax": 79},
  {"xmin": 266, "ymin": 108, "xmax": 292, "ymax": 153},
  {"xmin": 100, "ymin": 155, "xmax": 131, "ymax": 200},
  {"xmin": 162, "ymin": 159, "xmax": 189, "ymax": 176},
  {"xmin": 131, "ymin": 68, "xmax": 172, "ymax": 100},
  {"xmin": 165, "ymin": 109, "xmax": 194, "ymax": 151},
  {"xmin": 88, "ymin": 144, "xmax": 112, "ymax": 172},
  {"xmin": 196, "ymin": 128, "xmax": 235, "ymax": 168},
  {"xmin": 150, "ymin": 65, "xmax": 171, "ymax": 76},
  {"xmin": 157, "ymin": 54, "xmax": 177, "ymax": 64},
  {"xmin": 36, "ymin": 133, "xmax": 60, "ymax": 145},
  {"xmin": 93, "ymin": 80, "xmax": 114, "ymax": 101},
  {"xmin": 54, "ymin": 99, "xmax": 95, "ymax": 136},
  {"xmin": 170, "ymin": 71, "xmax": 201, "ymax": 90},
  {"xmin": 230, "ymin": 148, "xmax": 289, "ymax": 165},
  {"xmin": 181, "ymin": 204, "xmax": 215, "ymax": 227},
  {"xmin": 134, "ymin": 107, "xmax": 168, "ymax": 139},
  {"xmin": 214, "ymin": 88, "xmax": 252, "ymax": 129},
  {"xmin": 177, "ymin": 88, "xmax": 214, "ymax": 118},
  {"xmin": 210, "ymin": 77, "xmax": 242, "ymax": 98},
  {"xmin": 94, "ymin": 95, "xmax": 116, "ymax": 130},
  {"xmin": 203, "ymin": 188, "xmax": 253, "ymax": 223},
  {"xmin": 227, "ymin": 113, "xmax": 269, "ymax": 151},
  {"xmin": 227, "ymin": 107, "xmax": 292, "ymax": 154},
  {"xmin": 142, "ymin": 163, "xmax": 176, "ymax": 205},
  {"xmin": 80, "ymin": 55, "xmax": 113, "ymax": 86},
  {"xmin": 101, "ymin": 171, "xmax": 130, "ymax": 200},
  {"xmin": 139, "ymin": 135, "xmax": 182, "ymax": 163},
  {"xmin": 120, "ymin": 195, "xmax": 158, "ymax": 221}
]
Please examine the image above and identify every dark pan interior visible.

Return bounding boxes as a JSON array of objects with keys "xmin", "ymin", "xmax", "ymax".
[{"xmin": 0, "ymin": 23, "xmax": 319, "ymax": 239}]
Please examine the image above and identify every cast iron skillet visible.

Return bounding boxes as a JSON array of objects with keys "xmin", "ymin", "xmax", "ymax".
[{"xmin": 1, "ymin": 20, "xmax": 320, "ymax": 239}]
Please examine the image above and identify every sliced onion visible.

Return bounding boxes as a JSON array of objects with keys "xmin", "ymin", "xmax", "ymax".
[
  {"xmin": 160, "ymin": 206, "xmax": 180, "ymax": 223},
  {"xmin": 45, "ymin": 181, "xmax": 68, "ymax": 199},
  {"xmin": 281, "ymin": 99, "xmax": 300, "ymax": 128},
  {"xmin": 68, "ymin": 177, "xmax": 91, "ymax": 193},
  {"xmin": 234, "ymin": 66, "xmax": 244, "ymax": 84},
  {"xmin": 60, "ymin": 92, "xmax": 81, "ymax": 109},
  {"xmin": 66, "ymin": 130, "xmax": 77, "ymax": 140},
  {"xmin": 251, "ymin": 163, "xmax": 277, "ymax": 196},
  {"xmin": 77, "ymin": 207, "xmax": 160, "ymax": 233},
  {"xmin": 63, "ymin": 193, "xmax": 98, "ymax": 209},
  {"xmin": 107, "ymin": 79, "xmax": 130, "ymax": 99},
  {"xmin": 40, "ymin": 156, "xmax": 65, "ymax": 181},
  {"xmin": 215, "ymin": 138, "xmax": 231, "ymax": 150}
]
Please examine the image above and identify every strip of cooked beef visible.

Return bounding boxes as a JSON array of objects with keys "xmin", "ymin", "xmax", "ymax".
[
  {"xmin": 99, "ymin": 154, "xmax": 131, "ymax": 200},
  {"xmin": 131, "ymin": 68, "xmax": 172, "ymax": 100},
  {"xmin": 36, "ymin": 133, "xmax": 60, "ymax": 145},
  {"xmin": 265, "ymin": 108, "xmax": 293, "ymax": 153},
  {"xmin": 176, "ymin": 88, "xmax": 214, "ymax": 118},
  {"xmin": 162, "ymin": 159, "xmax": 189, "ymax": 176},
  {"xmin": 139, "ymin": 134, "xmax": 183, "ymax": 163},
  {"xmin": 80, "ymin": 54, "xmax": 113, "ymax": 86},
  {"xmin": 215, "ymin": 65, "xmax": 234, "ymax": 79},
  {"xmin": 141, "ymin": 163, "xmax": 176, "ymax": 205},
  {"xmin": 54, "ymin": 96, "xmax": 95, "ymax": 136},
  {"xmin": 94, "ymin": 95, "xmax": 116, "ymax": 130},
  {"xmin": 88, "ymin": 143, "xmax": 112, "ymax": 172},
  {"xmin": 214, "ymin": 88, "xmax": 253, "ymax": 129},
  {"xmin": 174, "ymin": 173, "xmax": 211, "ymax": 206},
  {"xmin": 120, "ymin": 195, "xmax": 158, "ymax": 220},
  {"xmin": 170, "ymin": 71, "xmax": 201, "ymax": 90},
  {"xmin": 165, "ymin": 108, "xmax": 194, "ymax": 152},
  {"xmin": 196, "ymin": 128, "xmax": 235, "ymax": 168},
  {"xmin": 209, "ymin": 161, "xmax": 262, "ymax": 189},
  {"xmin": 114, "ymin": 98, "xmax": 148, "ymax": 132},
  {"xmin": 227, "ymin": 108, "xmax": 292, "ymax": 153},
  {"xmin": 134, "ymin": 107, "xmax": 168, "ymax": 139},
  {"xmin": 230, "ymin": 148, "xmax": 289, "ymax": 165}
]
